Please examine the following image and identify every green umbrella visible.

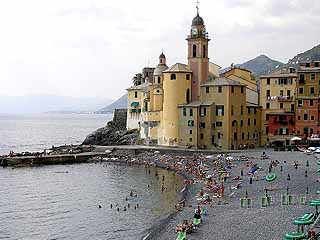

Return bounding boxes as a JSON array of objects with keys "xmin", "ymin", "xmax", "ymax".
[
  {"xmin": 283, "ymin": 232, "xmax": 306, "ymax": 239},
  {"xmin": 266, "ymin": 173, "xmax": 277, "ymax": 182}
]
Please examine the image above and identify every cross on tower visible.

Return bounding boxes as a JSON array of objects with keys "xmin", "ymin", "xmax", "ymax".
[{"xmin": 196, "ymin": 0, "xmax": 200, "ymax": 15}]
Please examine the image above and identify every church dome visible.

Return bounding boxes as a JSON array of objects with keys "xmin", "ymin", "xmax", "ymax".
[
  {"xmin": 159, "ymin": 52, "xmax": 166, "ymax": 59},
  {"xmin": 154, "ymin": 64, "xmax": 168, "ymax": 76},
  {"xmin": 192, "ymin": 14, "xmax": 204, "ymax": 26}
]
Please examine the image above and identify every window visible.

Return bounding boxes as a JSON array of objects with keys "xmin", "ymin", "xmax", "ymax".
[
  {"xmin": 192, "ymin": 44, "xmax": 197, "ymax": 58},
  {"xmin": 200, "ymin": 107, "xmax": 207, "ymax": 116},
  {"xmin": 218, "ymin": 133, "xmax": 221, "ymax": 139},
  {"xmin": 240, "ymin": 120, "xmax": 243, "ymax": 126},
  {"xmin": 158, "ymin": 76, "xmax": 161, "ymax": 84},
  {"xmin": 311, "ymin": 87, "xmax": 315, "ymax": 95},
  {"xmin": 310, "ymin": 100, "xmax": 314, "ymax": 106},
  {"xmin": 299, "ymin": 74, "xmax": 305, "ymax": 83},
  {"xmin": 189, "ymin": 130, "xmax": 193, "ymax": 134},
  {"xmin": 189, "ymin": 138, "xmax": 192, "ymax": 142},
  {"xmin": 311, "ymin": 73, "xmax": 316, "ymax": 80},
  {"xmin": 287, "ymin": 90, "xmax": 291, "ymax": 97},
  {"xmin": 134, "ymin": 91, "xmax": 138, "ymax": 98},
  {"xmin": 206, "ymin": 87, "xmax": 209, "ymax": 93},
  {"xmin": 266, "ymin": 115, "xmax": 269, "ymax": 121},
  {"xmin": 279, "ymin": 78, "xmax": 288, "ymax": 85},
  {"xmin": 189, "ymin": 108, "xmax": 193, "ymax": 116},
  {"xmin": 241, "ymin": 105, "xmax": 243, "ymax": 115},
  {"xmin": 280, "ymin": 103, "xmax": 283, "ymax": 109},
  {"xmin": 247, "ymin": 108, "xmax": 251, "ymax": 114},
  {"xmin": 266, "ymin": 127, "xmax": 269, "ymax": 134},
  {"xmin": 298, "ymin": 116, "xmax": 301, "ymax": 120},
  {"xmin": 266, "ymin": 103, "xmax": 270, "ymax": 109},
  {"xmin": 231, "ymin": 105, "xmax": 234, "ymax": 115},
  {"xmin": 231, "ymin": 86, "xmax": 234, "ymax": 93},
  {"xmin": 298, "ymin": 100, "xmax": 303, "ymax": 107},
  {"xmin": 254, "ymin": 119, "xmax": 257, "ymax": 126},
  {"xmin": 185, "ymin": 74, "xmax": 190, "ymax": 80},
  {"xmin": 199, "ymin": 122, "xmax": 206, "ymax": 128},
  {"xmin": 267, "ymin": 78, "xmax": 270, "ymax": 85},
  {"xmin": 304, "ymin": 114, "xmax": 308, "ymax": 121},
  {"xmin": 200, "ymin": 133, "xmax": 204, "ymax": 139},
  {"xmin": 247, "ymin": 132, "xmax": 250, "ymax": 140},
  {"xmin": 248, "ymin": 119, "xmax": 250, "ymax": 126},
  {"xmin": 183, "ymin": 108, "xmax": 186, "ymax": 116},
  {"xmin": 299, "ymin": 88, "xmax": 304, "ymax": 94},
  {"xmin": 216, "ymin": 105, "xmax": 224, "ymax": 116},
  {"xmin": 216, "ymin": 122, "xmax": 223, "ymax": 127},
  {"xmin": 203, "ymin": 45, "xmax": 206, "ymax": 58},
  {"xmin": 266, "ymin": 90, "xmax": 270, "ymax": 97},
  {"xmin": 311, "ymin": 116, "xmax": 315, "ymax": 121},
  {"xmin": 291, "ymin": 104, "xmax": 295, "ymax": 112},
  {"xmin": 280, "ymin": 90, "xmax": 284, "ymax": 96},
  {"xmin": 218, "ymin": 86, "xmax": 222, "ymax": 93},
  {"xmin": 315, "ymin": 62, "xmax": 319, "ymax": 67},
  {"xmin": 242, "ymin": 132, "xmax": 244, "ymax": 140},
  {"xmin": 188, "ymin": 120, "xmax": 194, "ymax": 127},
  {"xmin": 306, "ymin": 63, "xmax": 310, "ymax": 67},
  {"xmin": 186, "ymin": 89, "xmax": 190, "ymax": 103},
  {"xmin": 170, "ymin": 74, "xmax": 176, "ymax": 80},
  {"xmin": 241, "ymin": 87, "xmax": 244, "ymax": 93}
]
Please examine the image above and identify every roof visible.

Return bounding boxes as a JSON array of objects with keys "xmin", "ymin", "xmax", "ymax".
[
  {"xmin": 159, "ymin": 52, "xmax": 166, "ymax": 58},
  {"xmin": 201, "ymin": 77, "xmax": 246, "ymax": 87},
  {"xmin": 192, "ymin": 14, "xmax": 204, "ymax": 26},
  {"xmin": 163, "ymin": 63, "xmax": 192, "ymax": 73},
  {"xmin": 154, "ymin": 64, "xmax": 169, "ymax": 76},
  {"xmin": 178, "ymin": 100, "xmax": 214, "ymax": 108},
  {"xmin": 127, "ymin": 82, "xmax": 151, "ymax": 90}
]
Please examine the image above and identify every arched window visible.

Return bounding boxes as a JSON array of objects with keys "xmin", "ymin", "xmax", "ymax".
[
  {"xmin": 203, "ymin": 45, "xmax": 206, "ymax": 58},
  {"xmin": 160, "ymin": 59, "xmax": 162, "ymax": 64},
  {"xmin": 170, "ymin": 74, "xmax": 176, "ymax": 80},
  {"xmin": 192, "ymin": 44, "xmax": 197, "ymax": 58},
  {"xmin": 186, "ymin": 89, "xmax": 190, "ymax": 103},
  {"xmin": 158, "ymin": 76, "xmax": 161, "ymax": 84}
]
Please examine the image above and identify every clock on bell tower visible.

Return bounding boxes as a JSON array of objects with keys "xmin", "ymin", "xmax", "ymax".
[{"xmin": 187, "ymin": 7, "xmax": 210, "ymax": 101}]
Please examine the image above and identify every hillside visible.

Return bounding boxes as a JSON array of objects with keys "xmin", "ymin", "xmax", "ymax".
[
  {"xmin": 288, "ymin": 44, "xmax": 320, "ymax": 64},
  {"xmin": 239, "ymin": 55, "xmax": 284, "ymax": 76},
  {"xmin": 96, "ymin": 94, "xmax": 127, "ymax": 114}
]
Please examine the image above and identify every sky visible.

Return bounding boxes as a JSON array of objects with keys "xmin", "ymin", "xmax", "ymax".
[{"xmin": 0, "ymin": 0, "xmax": 319, "ymax": 100}]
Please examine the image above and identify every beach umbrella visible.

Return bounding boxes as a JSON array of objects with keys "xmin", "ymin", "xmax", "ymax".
[
  {"xmin": 266, "ymin": 173, "xmax": 277, "ymax": 182},
  {"xmin": 283, "ymin": 231, "xmax": 306, "ymax": 240},
  {"xmin": 309, "ymin": 199, "xmax": 320, "ymax": 214}
]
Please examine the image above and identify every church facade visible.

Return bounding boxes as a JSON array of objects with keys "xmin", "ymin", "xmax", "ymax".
[{"xmin": 126, "ymin": 11, "xmax": 261, "ymax": 150}]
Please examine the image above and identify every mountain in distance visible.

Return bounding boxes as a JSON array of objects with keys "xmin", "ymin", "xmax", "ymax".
[
  {"xmin": 96, "ymin": 94, "xmax": 127, "ymax": 114},
  {"xmin": 288, "ymin": 44, "xmax": 320, "ymax": 65},
  {"xmin": 0, "ymin": 95, "xmax": 113, "ymax": 114},
  {"xmin": 239, "ymin": 55, "xmax": 284, "ymax": 76}
]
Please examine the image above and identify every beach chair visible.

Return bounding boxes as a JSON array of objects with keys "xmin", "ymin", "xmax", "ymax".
[
  {"xmin": 299, "ymin": 196, "xmax": 307, "ymax": 205},
  {"xmin": 261, "ymin": 196, "xmax": 268, "ymax": 208},
  {"xmin": 240, "ymin": 198, "xmax": 252, "ymax": 208},
  {"xmin": 281, "ymin": 195, "xmax": 293, "ymax": 206},
  {"xmin": 267, "ymin": 196, "xmax": 272, "ymax": 205},
  {"xmin": 176, "ymin": 231, "xmax": 186, "ymax": 240}
]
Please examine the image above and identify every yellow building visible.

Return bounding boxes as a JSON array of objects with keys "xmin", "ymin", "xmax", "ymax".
[{"xmin": 126, "ymin": 8, "xmax": 262, "ymax": 150}]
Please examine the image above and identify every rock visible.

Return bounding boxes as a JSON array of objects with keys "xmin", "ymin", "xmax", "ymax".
[{"xmin": 82, "ymin": 109, "xmax": 139, "ymax": 146}]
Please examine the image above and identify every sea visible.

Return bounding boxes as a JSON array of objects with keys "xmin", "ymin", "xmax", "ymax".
[
  {"xmin": 0, "ymin": 114, "xmax": 184, "ymax": 239},
  {"xmin": 0, "ymin": 113, "xmax": 113, "ymax": 155}
]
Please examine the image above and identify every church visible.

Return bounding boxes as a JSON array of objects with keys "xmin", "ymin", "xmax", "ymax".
[{"xmin": 126, "ymin": 8, "xmax": 261, "ymax": 150}]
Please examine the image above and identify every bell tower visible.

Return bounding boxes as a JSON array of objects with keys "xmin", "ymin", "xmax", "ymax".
[{"xmin": 187, "ymin": 3, "xmax": 210, "ymax": 101}]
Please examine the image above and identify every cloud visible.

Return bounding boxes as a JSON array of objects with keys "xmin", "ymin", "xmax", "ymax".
[{"xmin": 0, "ymin": 0, "xmax": 319, "ymax": 100}]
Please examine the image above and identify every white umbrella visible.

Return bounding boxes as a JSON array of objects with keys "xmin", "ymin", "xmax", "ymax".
[{"xmin": 291, "ymin": 136, "xmax": 302, "ymax": 141}]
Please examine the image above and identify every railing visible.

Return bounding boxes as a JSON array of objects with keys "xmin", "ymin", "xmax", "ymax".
[{"xmin": 266, "ymin": 96, "xmax": 293, "ymax": 101}]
